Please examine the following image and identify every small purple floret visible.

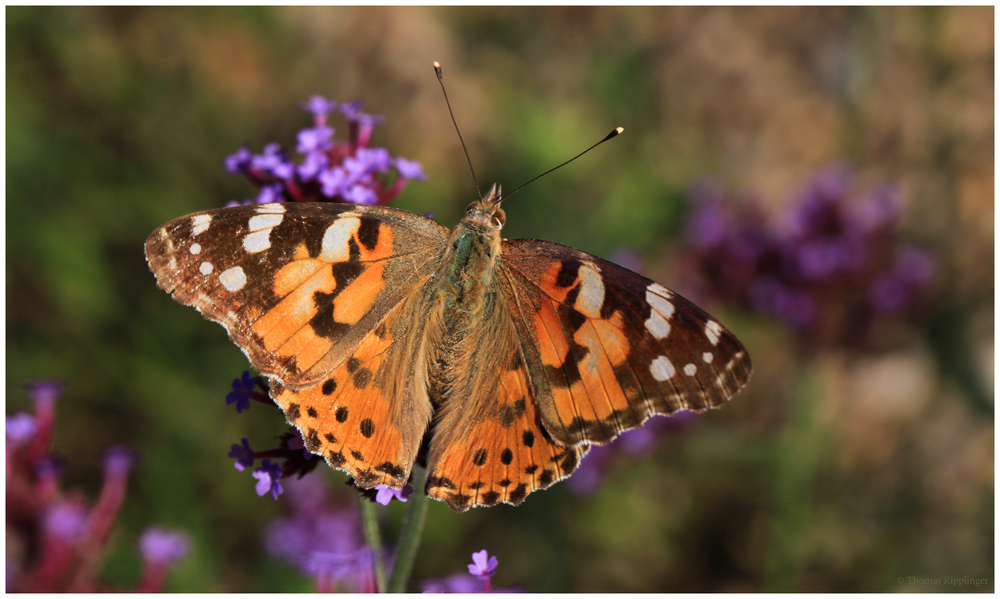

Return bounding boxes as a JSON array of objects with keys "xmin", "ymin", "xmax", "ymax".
[
  {"xmin": 103, "ymin": 447, "xmax": 135, "ymax": 477},
  {"xmin": 224, "ymin": 147, "xmax": 253, "ymax": 173},
  {"xmin": 228, "ymin": 438, "xmax": 255, "ymax": 471},
  {"xmin": 395, "ymin": 158, "xmax": 427, "ymax": 181},
  {"xmin": 139, "ymin": 527, "xmax": 191, "ymax": 565},
  {"xmin": 43, "ymin": 502, "xmax": 87, "ymax": 541},
  {"xmin": 6, "ymin": 413, "xmax": 36, "ymax": 444},
  {"xmin": 226, "ymin": 371, "xmax": 258, "ymax": 413},
  {"xmin": 468, "ymin": 549, "xmax": 498, "ymax": 580},
  {"xmin": 297, "ymin": 126, "xmax": 334, "ymax": 154},
  {"xmin": 300, "ymin": 95, "xmax": 338, "ymax": 118},
  {"xmin": 374, "ymin": 485, "xmax": 413, "ymax": 506},
  {"xmin": 253, "ymin": 459, "xmax": 284, "ymax": 500}
]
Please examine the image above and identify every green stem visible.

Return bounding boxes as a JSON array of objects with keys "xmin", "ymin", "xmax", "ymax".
[
  {"xmin": 359, "ymin": 496, "xmax": 388, "ymax": 593},
  {"xmin": 387, "ymin": 467, "xmax": 430, "ymax": 593}
]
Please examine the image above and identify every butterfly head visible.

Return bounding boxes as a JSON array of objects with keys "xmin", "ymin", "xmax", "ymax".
[{"xmin": 463, "ymin": 183, "xmax": 506, "ymax": 231}]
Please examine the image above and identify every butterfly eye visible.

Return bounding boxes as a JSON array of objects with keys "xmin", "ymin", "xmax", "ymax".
[
  {"xmin": 492, "ymin": 208, "xmax": 506, "ymax": 230},
  {"xmin": 464, "ymin": 202, "xmax": 478, "ymax": 218}
]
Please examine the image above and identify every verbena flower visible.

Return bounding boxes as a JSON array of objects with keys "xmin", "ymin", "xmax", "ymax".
[
  {"xmin": 228, "ymin": 438, "xmax": 255, "ymax": 471},
  {"xmin": 263, "ymin": 476, "xmax": 373, "ymax": 592},
  {"xmin": 6, "ymin": 380, "xmax": 189, "ymax": 592},
  {"xmin": 679, "ymin": 163, "xmax": 934, "ymax": 349},
  {"xmin": 253, "ymin": 459, "xmax": 284, "ymax": 500},
  {"xmin": 224, "ymin": 95, "xmax": 425, "ymax": 207},
  {"xmin": 137, "ymin": 528, "xmax": 191, "ymax": 593},
  {"xmin": 226, "ymin": 371, "xmax": 264, "ymax": 413},
  {"xmin": 468, "ymin": 549, "xmax": 498, "ymax": 580},
  {"xmin": 374, "ymin": 484, "xmax": 413, "ymax": 506}
]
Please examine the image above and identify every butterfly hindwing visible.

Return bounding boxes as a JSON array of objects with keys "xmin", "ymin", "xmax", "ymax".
[
  {"xmin": 425, "ymin": 286, "xmax": 589, "ymax": 512},
  {"xmin": 144, "ymin": 202, "xmax": 449, "ymax": 387},
  {"xmin": 499, "ymin": 239, "xmax": 751, "ymax": 447},
  {"xmin": 271, "ymin": 284, "xmax": 439, "ymax": 489}
]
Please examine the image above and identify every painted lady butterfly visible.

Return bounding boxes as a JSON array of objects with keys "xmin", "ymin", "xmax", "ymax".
[{"xmin": 145, "ymin": 165, "xmax": 750, "ymax": 514}]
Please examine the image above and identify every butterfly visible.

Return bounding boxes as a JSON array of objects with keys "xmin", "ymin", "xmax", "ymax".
[{"xmin": 145, "ymin": 183, "xmax": 751, "ymax": 512}]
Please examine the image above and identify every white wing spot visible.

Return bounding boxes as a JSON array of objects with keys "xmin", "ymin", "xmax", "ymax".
[
  {"xmin": 649, "ymin": 356, "xmax": 676, "ymax": 381},
  {"xmin": 574, "ymin": 262, "xmax": 605, "ymax": 318},
  {"xmin": 248, "ymin": 213, "xmax": 283, "ymax": 231},
  {"xmin": 189, "ymin": 243, "xmax": 201, "ymax": 255},
  {"xmin": 257, "ymin": 203, "xmax": 286, "ymax": 214},
  {"xmin": 191, "ymin": 214, "xmax": 212, "ymax": 236},
  {"xmin": 702, "ymin": 352, "xmax": 714, "ymax": 364},
  {"xmin": 683, "ymin": 363, "xmax": 697, "ymax": 376},
  {"xmin": 320, "ymin": 217, "xmax": 361, "ymax": 262},
  {"xmin": 705, "ymin": 320, "xmax": 723, "ymax": 346},
  {"xmin": 168, "ymin": 256, "xmax": 177, "ymax": 270},
  {"xmin": 645, "ymin": 285, "xmax": 675, "ymax": 340},
  {"xmin": 219, "ymin": 266, "xmax": 247, "ymax": 292},
  {"xmin": 199, "ymin": 261, "xmax": 214, "ymax": 275},
  {"xmin": 243, "ymin": 229, "xmax": 272, "ymax": 253}
]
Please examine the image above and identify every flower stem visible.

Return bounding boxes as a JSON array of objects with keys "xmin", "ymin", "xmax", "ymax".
[
  {"xmin": 359, "ymin": 497, "xmax": 387, "ymax": 593},
  {"xmin": 387, "ymin": 467, "xmax": 429, "ymax": 593}
]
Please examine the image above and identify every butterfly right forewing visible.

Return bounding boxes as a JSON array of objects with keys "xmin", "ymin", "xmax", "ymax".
[{"xmin": 499, "ymin": 238, "xmax": 751, "ymax": 448}]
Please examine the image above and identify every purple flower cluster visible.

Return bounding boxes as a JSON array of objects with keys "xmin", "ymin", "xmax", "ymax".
[
  {"xmin": 224, "ymin": 96, "xmax": 426, "ymax": 207},
  {"xmin": 6, "ymin": 381, "xmax": 189, "ymax": 592},
  {"xmin": 679, "ymin": 164, "xmax": 934, "ymax": 348},
  {"xmin": 262, "ymin": 475, "xmax": 377, "ymax": 592}
]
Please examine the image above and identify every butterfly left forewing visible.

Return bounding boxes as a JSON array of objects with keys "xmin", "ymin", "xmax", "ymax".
[
  {"xmin": 144, "ymin": 202, "xmax": 449, "ymax": 387},
  {"xmin": 499, "ymin": 239, "xmax": 751, "ymax": 448}
]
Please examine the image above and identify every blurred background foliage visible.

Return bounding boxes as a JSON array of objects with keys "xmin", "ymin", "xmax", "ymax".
[{"xmin": 6, "ymin": 6, "xmax": 993, "ymax": 592}]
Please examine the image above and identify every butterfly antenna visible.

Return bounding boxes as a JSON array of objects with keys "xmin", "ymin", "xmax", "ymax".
[
  {"xmin": 434, "ymin": 61, "xmax": 482, "ymax": 200},
  {"xmin": 502, "ymin": 126, "xmax": 624, "ymax": 202}
]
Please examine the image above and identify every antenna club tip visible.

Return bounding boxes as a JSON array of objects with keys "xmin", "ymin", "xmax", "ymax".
[
  {"xmin": 433, "ymin": 61, "xmax": 441, "ymax": 69},
  {"xmin": 615, "ymin": 126, "xmax": 624, "ymax": 134}
]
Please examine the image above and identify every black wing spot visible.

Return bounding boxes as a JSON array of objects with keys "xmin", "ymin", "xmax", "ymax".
[
  {"xmin": 450, "ymin": 493, "xmax": 471, "ymax": 509},
  {"xmin": 375, "ymin": 461, "xmax": 406, "ymax": 480},
  {"xmin": 346, "ymin": 357, "xmax": 361, "ymax": 373},
  {"xmin": 322, "ymin": 379, "xmax": 337, "ymax": 395},
  {"xmin": 498, "ymin": 405, "xmax": 516, "ymax": 428},
  {"xmin": 555, "ymin": 259, "xmax": 581, "ymax": 288},
  {"xmin": 335, "ymin": 406, "xmax": 349, "ymax": 422},
  {"xmin": 469, "ymin": 481, "xmax": 485, "ymax": 490},
  {"xmin": 356, "ymin": 217, "xmax": 381, "ymax": 251},
  {"xmin": 286, "ymin": 402, "xmax": 301, "ymax": 421},
  {"xmin": 355, "ymin": 470, "xmax": 379, "ymax": 487},
  {"xmin": 472, "ymin": 449, "xmax": 488, "ymax": 466},
  {"xmin": 525, "ymin": 464, "xmax": 538, "ymax": 474},
  {"xmin": 325, "ymin": 432, "xmax": 337, "ymax": 443},
  {"xmin": 560, "ymin": 451, "xmax": 579, "ymax": 473},
  {"xmin": 307, "ymin": 407, "xmax": 319, "ymax": 418},
  {"xmin": 427, "ymin": 475, "xmax": 456, "ymax": 490},
  {"xmin": 350, "ymin": 449, "xmax": 365, "ymax": 461},
  {"xmin": 498, "ymin": 479, "xmax": 511, "ymax": 487},
  {"xmin": 500, "ymin": 448, "xmax": 514, "ymax": 465},
  {"xmin": 522, "ymin": 430, "xmax": 535, "ymax": 448},
  {"xmin": 359, "ymin": 418, "xmax": 376, "ymax": 438},
  {"xmin": 539, "ymin": 469, "xmax": 554, "ymax": 486},
  {"xmin": 305, "ymin": 429, "xmax": 320, "ymax": 451},
  {"xmin": 329, "ymin": 451, "xmax": 346, "ymax": 465},
  {"xmin": 353, "ymin": 367, "xmax": 373, "ymax": 389},
  {"xmin": 481, "ymin": 491, "xmax": 501, "ymax": 506},
  {"xmin": 508, "ymin": 483, "xmax": 528, "ymax": 504}
]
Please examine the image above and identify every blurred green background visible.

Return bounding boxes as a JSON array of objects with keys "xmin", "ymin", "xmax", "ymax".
[{"xmin": 7, "ymin": 6, "xmax": 993, "ymax": 592}]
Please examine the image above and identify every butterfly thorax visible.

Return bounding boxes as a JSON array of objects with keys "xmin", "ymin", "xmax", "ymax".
[{"xmin": 426, "ymin": 185, "xmax": 505, "ymax": 405}]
